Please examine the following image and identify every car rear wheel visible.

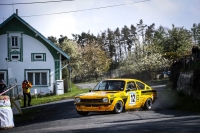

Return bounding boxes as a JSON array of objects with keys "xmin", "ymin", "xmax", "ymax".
[
  {"xmin": 113, "ymin": 101, "xmax": 123, "ymax": 114},
  {"xmin": 76, "ymin": 109, "xmax": 89, "ymax": 116},
  {"xmin": 142, "ymin": 98, "xmax": 152, "ymax": 110}
]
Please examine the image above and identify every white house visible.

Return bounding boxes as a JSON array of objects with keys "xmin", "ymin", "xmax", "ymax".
[{"xmin": 0, "ymin": 13, "xmax": 70, "ymax": 96}]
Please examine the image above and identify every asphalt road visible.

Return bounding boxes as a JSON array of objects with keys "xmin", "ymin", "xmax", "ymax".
[
  {"xmin": 2, "ymin": 84, "xmax": 200, "ymax": 133},
  {"xmin": 75, "ymin": 83, "xmax": 97, "ymax": 89}
]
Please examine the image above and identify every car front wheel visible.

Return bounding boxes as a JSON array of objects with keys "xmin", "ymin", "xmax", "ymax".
[
  {"xmin": 142, "ymin": 98, "xmax": 152, "ymax": 110},
  {"xmin": 113, "ymin": 101, "xmax": 123, "ymax": 114}
]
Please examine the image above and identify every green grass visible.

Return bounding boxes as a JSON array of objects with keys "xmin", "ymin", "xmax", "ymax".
[{"xmin": 19, "ymin": 84, "xmax": 89, "ymax": 107}]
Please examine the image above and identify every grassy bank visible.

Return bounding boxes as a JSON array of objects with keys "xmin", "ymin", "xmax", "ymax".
[
  {"xmin": 162, "ymin": 83, "xmax": 200, "ymax": 113},
  {"xmin": 175, "ymin": 91, "xmax": 200, "ymax": 113}
]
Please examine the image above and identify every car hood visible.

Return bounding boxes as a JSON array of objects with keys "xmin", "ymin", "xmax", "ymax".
[{"xmin": 75, "ymin": 91, "xmax": 122, "ymax": 99}]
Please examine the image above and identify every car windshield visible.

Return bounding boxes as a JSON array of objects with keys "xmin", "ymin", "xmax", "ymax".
[{"xmin": 93, "ymin": 80, "xmax": 125, "ymax": 91}]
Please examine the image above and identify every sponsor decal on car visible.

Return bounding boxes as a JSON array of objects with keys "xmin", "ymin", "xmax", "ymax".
[{"xmin": 129, "ymin": 92, "xmax": 136, "ymax": 105}]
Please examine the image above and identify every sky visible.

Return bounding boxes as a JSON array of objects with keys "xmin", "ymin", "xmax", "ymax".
[{"xmin": 0, "ymin": 0, "xmax": 200, "ymax": 39}]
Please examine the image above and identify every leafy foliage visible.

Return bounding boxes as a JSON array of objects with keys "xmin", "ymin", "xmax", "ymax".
[
  {"xmin": 47, "ymin": 19, "xmax": 195, "ymax": 81},
  {"xmin": 60, "ymin": 40, "xmax": 82, "ymax": 78},
  {"xmin": 162, "ymin": 24, "xmax": 192, "ymax": 53},
  {"xmin": 191, "ymin": 23, "xmax": 200, "ymax": 46},
  {"xmin": 81, "ymin": 42, "xmax": 111, "ymax": 79}
]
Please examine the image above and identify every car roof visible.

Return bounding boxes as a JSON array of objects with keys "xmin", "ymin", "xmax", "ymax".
[{"xmin": 102, "ymin": 78, "xmax": 142, "ymax": 82}]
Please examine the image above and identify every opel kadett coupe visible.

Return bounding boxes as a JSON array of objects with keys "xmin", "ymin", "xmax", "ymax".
[{"xmin": 74, "ymin": 78, "xmax": 157, "ymax": 116}]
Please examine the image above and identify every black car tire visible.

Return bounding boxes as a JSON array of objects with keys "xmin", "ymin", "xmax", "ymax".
[
  {"xmin": 142, "ymin": 98, "xmax": 152, "ymax": 110},
  {"xmin": 76, "ymin": 109, "xmax": 89, "ymax": 116},
  {"xmin": 113, "ymin": 101, "xmax": 123, "ymax": 114}
]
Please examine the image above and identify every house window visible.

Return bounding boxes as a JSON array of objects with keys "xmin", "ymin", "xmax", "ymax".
[
  {"xmin": 11, "ymin": 36, "xmax": 18, "ymax": 47},
  {"xmin": 26, "ymin": 70, "xmax": 49, "ymax": 86},
  {"xmin": 11, "ymin": 55, "xmax": 20, "ymax": 61},
  {"xmin": 31, "ymin": 53, "xmax": 46, "ymax": 61},
  {"xmin": 36, "ymin": 55, "xmax": 42, "ymax": 59},
  {"xmin": 34, "ymin": 54, "xmax": 43, "ymax": 60}
]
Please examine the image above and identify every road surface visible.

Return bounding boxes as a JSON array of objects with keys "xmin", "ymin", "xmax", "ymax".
[{"xmin": 2, "ymin": 84, "xmax": 200, "ymax": 133}]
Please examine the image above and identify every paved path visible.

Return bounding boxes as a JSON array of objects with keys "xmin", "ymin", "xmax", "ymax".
[{"xmin": 75, "ymin": 83, "xmax": 97, "ymax": 89}]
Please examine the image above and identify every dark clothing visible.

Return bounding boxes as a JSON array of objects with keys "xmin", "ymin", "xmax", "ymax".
[
  {"xmin": 23, "ymin": 92, "xmax": 31, "ymax": 107},
  {"xmin": 0, "ymin": 82, "xmax": 7, "ymax": 95},
  {"xmin": 192, "ymin": 46, "xmax": 198, "ymax": 54},
  {"xmin": 192, "ymin": 46, "xmax": 200, "ymax": 59}
]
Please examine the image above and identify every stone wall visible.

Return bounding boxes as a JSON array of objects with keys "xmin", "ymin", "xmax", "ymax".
[{"xmin": 177, "ymin": 71, "xmax": 193, "ymax": 96}]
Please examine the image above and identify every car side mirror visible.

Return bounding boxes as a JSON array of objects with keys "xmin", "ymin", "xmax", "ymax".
[{"xmin": 89, "ymin": 89, "xmax": 92, "ymax": 92}]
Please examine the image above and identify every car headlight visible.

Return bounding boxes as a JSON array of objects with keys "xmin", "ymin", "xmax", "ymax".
[
  {"xmin": 102, "ymin": 98, "xmax": 108, "ymax": 102},
  {"xmin": 75, "ymin": 97, "xmax": 81, "ymax": 103}
]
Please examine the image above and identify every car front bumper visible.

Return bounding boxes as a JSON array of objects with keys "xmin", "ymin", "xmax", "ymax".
[{"xmin": 75, "ymin": 104, "xmax": 115, "ymax": 112}]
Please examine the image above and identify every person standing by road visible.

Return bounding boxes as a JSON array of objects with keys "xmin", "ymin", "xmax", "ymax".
[
  {"xmin": 0, "ymin": 79, "xmax": 7, "ymax": 95},
  {"xmin": 192, "ymin": 45, "xmax": 200, "ymax": 60},
  {"xmin": 22, "ymin": 80, "xmax": 32, "ymax": 107}
]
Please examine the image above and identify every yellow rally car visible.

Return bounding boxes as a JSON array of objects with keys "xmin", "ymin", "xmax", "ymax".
[{"xmin": 74, "ymin": 78, "xmax": 157, "ymax": 116}]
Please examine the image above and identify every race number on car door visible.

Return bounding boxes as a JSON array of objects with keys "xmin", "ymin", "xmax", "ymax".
[{"xmin": 129, "ymin": 92, "xmax": 136, "ymax": 105}]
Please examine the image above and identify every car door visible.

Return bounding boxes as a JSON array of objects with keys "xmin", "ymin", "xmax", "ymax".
[
  {"xmin": 135, "ymin": 80, "xmax": 157, "ymax": 107},
  {"xmin": 125, "ymin": 81, "xmax": 141, "ymax": 110},
  {"xmin": 134, "ymin": 81, "xmax": 146, "ymax": 106}
]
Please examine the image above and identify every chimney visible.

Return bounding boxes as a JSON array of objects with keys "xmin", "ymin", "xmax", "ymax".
[{"xmin": 16, "ymin": 9, "xmax": 18, "ymax": 15}]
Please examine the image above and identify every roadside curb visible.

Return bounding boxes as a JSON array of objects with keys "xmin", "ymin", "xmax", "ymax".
[{"xmin": 21, "ymin": 99, "xmax": 74, "ymax": 109}]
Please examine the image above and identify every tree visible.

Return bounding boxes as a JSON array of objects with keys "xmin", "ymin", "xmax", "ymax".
[
  {"xmin": 119, "ymin": 52, "xmax": 141, "ymax": 75},
  {"xmin": 114, "ymin": 27, "xmax": 122, "ymax": 60},
  {"xmin": 121, "ymin": 25, "xmax": 132, "ymax": 53},
  {"xmin": 48, "ymin": 36, "xmax": 57, "ymax": 43},
  {"xmin": 81, "ymin": 42, "xmax": 111, "ymax": 80},
  {"xmin": 57, "ymin": 39, "xmax": 83, "ymax": 79},
  {"xmin": 72, "ymin": 32, "xmax": 97, "ymax": 47},
  {"xmin": 191, "ymin": 23, "xmax": 200, "ymax": 46},
  {"xmin": 136, "ymin": 19, "xmax": 147, "ymax": 45},
  {"xmin": 163, "ymin": 24, "xmax": 192, "ymax": 53},
  {"xmin": 145, "ymin": 23, "xmax": 155, "ymax": 45}
]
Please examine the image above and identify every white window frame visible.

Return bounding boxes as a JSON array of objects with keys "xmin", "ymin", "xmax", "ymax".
[
  {"xmin": 11, "ymin": 36, "xmax": 19, "ymax": 48},
  {"xmin": 26, "ymin": 70, "xmax": 49, "ymax": 86},
  {"xmin": 31, "ymin": 53, "xmax": 46, "ymax": 62}
]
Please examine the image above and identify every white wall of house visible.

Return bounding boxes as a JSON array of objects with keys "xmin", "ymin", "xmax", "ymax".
[
  {"xmin": 0, "ymin": 33, "xmax": 58, "ymax": 96},
  {"xmin": 0, "ymin": 34, "xmax": 8, "ymax": 84}
]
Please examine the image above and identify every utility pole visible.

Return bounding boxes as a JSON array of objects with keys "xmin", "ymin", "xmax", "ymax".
[{"xmin": 68, "ymin": 60, "xmax": 72, "ymax": 92}]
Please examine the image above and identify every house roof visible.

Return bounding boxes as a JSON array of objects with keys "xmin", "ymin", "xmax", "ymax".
[{"xmin": 0, "ymin": 13, "xmax": 70, "ymax": 60}]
